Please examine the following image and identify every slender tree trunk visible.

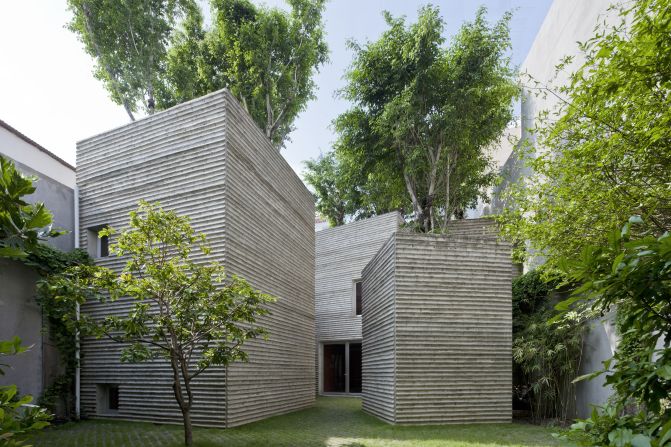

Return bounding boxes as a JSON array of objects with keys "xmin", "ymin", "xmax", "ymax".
[
  {"xmin": 146, "ymin": 2, "xmax": 155, "ymax": 114},
  {"xmin": 181, "ymin": 407, "xmax": 193, "ymax": 447},
  {"xmin": 169, "ymin": 349, "xmax": 193, "ymax": 446},
  {"xmin": 265, "ymin": 91, "xmax": 274, "ymax": 139},
  {"xmin": 146, "ymin": 53, "xmax": 155, "ymax": 114},
  {"xmin": 403, "ymin": 170, "xmax": 425, "ymax": 230},
  {"xmin": 80, "ymin": 2, "xmax": 135, "ymax": 121},
  {"xmin": 443, "ymin": 153, "xmax": 451, "ymax": 232}
]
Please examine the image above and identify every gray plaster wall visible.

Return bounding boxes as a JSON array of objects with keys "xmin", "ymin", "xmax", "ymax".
[
  {"xmin": 0, "ymin": 127, "xmax": 75, "ymax": 404},
  {"xmin": 76, "ymin": 89, "xmax": 314, "ymax": 427},
  {"xmin": 362, "ymin": 219, "xmax": 512, "ymax": 424},
  {"xmin": 11, "ymin": 160, "xmax": 75, "ymax": 252},
  {"xmin": 0, "ymin": 259, "xmax": 43, "ymax": 398}
]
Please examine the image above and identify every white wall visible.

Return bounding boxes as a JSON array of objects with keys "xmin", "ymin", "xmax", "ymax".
[
  {"xmin": 0, "ymin": 124, "xmax": 75, "ymax": 188},
  {"xmin": 0, "ymin": 122, "xmax": 76, "ymax": 251},
  {"xmin": 508, "ymin": 0, "xmax": 619, "ymax": 419}
]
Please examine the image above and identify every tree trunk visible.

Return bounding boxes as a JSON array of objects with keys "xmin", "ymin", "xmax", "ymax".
[
  {"xmin": 169, "ymin": 347, "xmax": 193, "ymax": 446},
  {"xmin": 181, "ymin": 407, "xmax": 193, "ymax": 447},
  {"xmin": 402, "ymin": 170, "xmax": 426, "ymax": 231}
]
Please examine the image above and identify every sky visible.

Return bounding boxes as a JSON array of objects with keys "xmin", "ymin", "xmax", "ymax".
[{"xmin": 0, "ymin": 0, "xmax": 552, "ymax": 178}]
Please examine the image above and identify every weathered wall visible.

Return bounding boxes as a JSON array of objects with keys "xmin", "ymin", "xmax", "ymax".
[
  {"xmin": 0, "ymin": 122, "xmax": 75, "ymax": 403},
  {"xmin": 76, "ymin": 89, "xmax": 314, "ymax": 427},
  {"xmin": 222, "ymin": 92, "xmax": 315, "ymax": 427},
  {"xmin": 12, "ymin": 160, "xmax": 75, "ymax": 252},
  {"xmin": 0, "ymin": 122, "xmax": 75, "ymax": 252},
  {"xmin": 0, "ymin": 259, "xmax": 43, "ymax": 398},
  {"xmin": 360, "ymin": 235, "xmax": 396, "ymax": 422},
  {"xmin": 362, "ymin": 219, "xmax": 512, "ymax": 424}
]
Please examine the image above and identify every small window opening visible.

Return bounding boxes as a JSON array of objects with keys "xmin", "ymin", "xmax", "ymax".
[
  {"xmin": 108, "ymin": 385, "xmax": 119, "ymax": 410},
  {"xmin": 100, "ymin": 234, "xmax": 109, "ymax": 258},
  {"xmin": 355, "ymin": 281, "xmax": 362, "ymax": 316},
  {"xmin": 87, "ymin": 226, "xmax": 109, "ymax": 258},
  {"xmin": 97, "ymin": 384, "xmax": 119, "ymax": 414}
]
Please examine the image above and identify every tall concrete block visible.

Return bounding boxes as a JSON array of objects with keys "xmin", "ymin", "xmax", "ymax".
[
  {"xmin": 362, "ymin": 219, "xmax": 512, "ymax": 424},
  {"xmin": 76, "ymin": 89, "xmax": 314, "ymax": 427}
]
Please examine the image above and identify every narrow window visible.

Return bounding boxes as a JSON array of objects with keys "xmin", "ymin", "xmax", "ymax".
[
  {"xmin": 355, "ymin": 281, "xmax": 362, "ymax": 316},
  {"xmin": 87, "ymin": 226, "xmax": 109, "ymax": 258},
  {"xmin": 100, "ymin": 234, "xmax": 109, "ymax": 258},
  {"xmin": 108, "ymin": 385, "xmax": 119, "ymax": 410}
]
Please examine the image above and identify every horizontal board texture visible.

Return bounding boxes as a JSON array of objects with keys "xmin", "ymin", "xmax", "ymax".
[
  {"xmin": 315, "ymin": 213, "xmax": 402, "ymax": 343},
  {"xmin": 361, "ymin": 235, "xmax": 396, "ymax": 422},
  {"xmin": 223, "ymin": 93, "xmax": 315, "ymax": 427},
  {"xmin": 77, "ymin": 89, "xmax": 314, "ymax": 428},
  {"xmin": 361, "ymin": 218, "xmax": 512, "ymax": 424}
]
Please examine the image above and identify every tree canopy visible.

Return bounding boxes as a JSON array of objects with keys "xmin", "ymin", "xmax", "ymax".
[
  {"xmin": 66, "ymin": 0, "xmax": 194, "ymax": 120},
  {"xmin": 0, "ymin": 155, "xmax": 61, "ymax": 258},
  {"xmin": 499, "ymin": 0, "xmax": 671, "ymax": 276},
  {"xmin": 497, "ymin": 1, "xmax": 671, "ymax": 443},
  {"xmin": 47, "ymin": 202, "xmax": 273, "ymax": 446},
  {"xmin": 67, "ymin": 0, "xmax": 328, "ymax": 148},
  {"xmin": 304, "ymin": 6, "xmax": 518, "ymax": 231}
]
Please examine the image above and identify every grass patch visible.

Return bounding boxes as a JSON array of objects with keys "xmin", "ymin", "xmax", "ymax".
[{"xmin": 28, "ymin": 397, "xmax": 571, "ymax": 447}]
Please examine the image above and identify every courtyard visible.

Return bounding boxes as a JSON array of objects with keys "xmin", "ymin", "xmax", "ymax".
[{"xmin": 27, "ymin": 398, "xmax": 570, "ymax": 447}]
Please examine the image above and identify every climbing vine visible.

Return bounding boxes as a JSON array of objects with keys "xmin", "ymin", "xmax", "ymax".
[{"xmin": 23, "ymin": 244, "xmax": 92, "ymax": 419}]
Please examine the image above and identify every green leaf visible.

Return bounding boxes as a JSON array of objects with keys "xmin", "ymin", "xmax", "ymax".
[
  {"xmin": 0, "ymin": 247, "xmax": 27, "ymax": 258},
  {"xmin": 631, "ymin": 434, "xmax": 651, "ymax": 447},
  {"xmin": 659, "ymin": 419, "xmax": 671, "ymax": 446},
  {"xmin": 656, "ymin": 365, "xmax": 671, "ymax": 380},
  {"xmin": 572, "ymin": 370, "xmax": 604, "ymax": 383}
]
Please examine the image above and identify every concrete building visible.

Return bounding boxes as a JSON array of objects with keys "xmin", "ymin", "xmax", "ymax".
[
  {"xmin": 315, "ymin": 215, "xmax": 513, "ymax": 424},
  {"xmin": 362, "ymin": 219, "xmax": 512, "ymax": 424},
  {"xmin": 315, "ymin": 212, "xmax": 402, "ymax": 395},
  {"xmin": 0, "ymin": 119, "xmax": 76, "ymax": 400},
  {"xmin": 489, "ymin": 0, "xmax": 620, "ymax": 418},
  {"xmin": 76, "ymin": 89, "xmax": 315, "ymax": 427}
]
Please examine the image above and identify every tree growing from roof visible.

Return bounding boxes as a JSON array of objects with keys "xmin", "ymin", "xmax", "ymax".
[
  {"xmin": 66, "ymin": 0, "xmax": 196, "ymax": 120},
  {"xmin": 0, "ymin": 155, "xmax": 61, "ymax": 258},
  {"xmin": 305, "ymin": 6, "xmax": 517, "ymax": 231},
  {"xmin": 303, "ymin": 153, "xmax": 364, "ymax": 227},
  {"xmin": 159, "ymin": 0, "xmax": 328, "ymax": 147},
  {"xmin": 47, "ymin": 202, "xmax": 273, "ymax": 446},
  {"xmin": 67, "ymin": 0, "xmax": 328, "ymax": 148}
]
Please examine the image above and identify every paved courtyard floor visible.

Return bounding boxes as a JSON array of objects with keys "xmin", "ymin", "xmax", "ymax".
[{"xmin": 27, "ymin": 397, "xmax": 571, "ymax": 447}]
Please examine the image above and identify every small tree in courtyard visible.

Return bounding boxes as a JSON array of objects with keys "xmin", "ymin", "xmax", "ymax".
[{"xmin": 47, "ymin": 201, "xmax": 273, "ymax": 446}]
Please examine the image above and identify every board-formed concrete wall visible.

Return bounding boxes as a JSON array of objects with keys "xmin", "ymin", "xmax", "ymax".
[
  {"xmin": 76, "ymin": 89, "xmax": 314, "ymax": 427},
  {"xmin": 222, "ymin": 92, "xmax": 315, "ymax": 426},
  {"xmin": 360, "ymin": 235, "xmax": 397, "ymax": 421},
  {"xmin": 315, "ymin": 212, "xmax": 402, "ymax": 394},
  {"xmin": 362, "ymin": 219, "xmax": 512, "ymax": 424},
  {"xmin": 315, "ymin": 212, "xmax": 402, "ymax": 343}
]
